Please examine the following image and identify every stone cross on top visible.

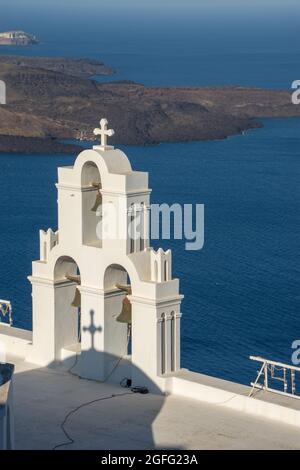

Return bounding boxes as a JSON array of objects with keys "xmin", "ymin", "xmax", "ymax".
[{"xmin": 93, "ymin": 118, "xmax": 115, "ymax": 151}]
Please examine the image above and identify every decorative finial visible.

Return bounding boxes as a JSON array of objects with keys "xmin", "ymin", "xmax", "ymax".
[{"xmin": 93, "ymin": 118, "xmax": 115, "ymax": 151}]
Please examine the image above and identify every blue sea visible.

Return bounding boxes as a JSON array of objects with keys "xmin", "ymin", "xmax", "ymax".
[{"xmin": 0, "ymin": 1, "xmax": 299, "ymax": 384}]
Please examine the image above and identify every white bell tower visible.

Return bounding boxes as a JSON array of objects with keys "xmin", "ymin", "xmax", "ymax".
[{"xmin": 28, "ymin": 119, "xmax": 183, "ymax": 391}]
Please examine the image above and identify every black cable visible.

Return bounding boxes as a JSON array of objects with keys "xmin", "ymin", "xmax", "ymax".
[
  {"xmin": 68, "ymin": 324, "xmax": 131, "ymax": 382},
  {"xmin": 68, "ymin": 351, "xmax": 79, "ymax": 374},
  {"xmin": 54, "ymin": 325, "xmax": 138, "ymax": 449},
  {"xmin": 52, "ymin": 391, "xmax": 133, "ymax": 450}
]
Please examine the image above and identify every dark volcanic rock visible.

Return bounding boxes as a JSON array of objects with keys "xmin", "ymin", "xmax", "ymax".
[
  {"xmin": 0, "ymin": 57, "xmax": 299, "ymax": 153},
  {"xmin": 0, "ymin": 56, "xmax": 114, "ymax": 78},
  {"xmin": 0, "ymin": 135, "xmax": 82, "ymax": 154}
]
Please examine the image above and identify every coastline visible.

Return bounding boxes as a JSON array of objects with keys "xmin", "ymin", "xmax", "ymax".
[
  {"xmin": 0, "ymin": 135, "xmax": 82, "ymax": 155},
  {"xmin": 0, "ymin": 55, "xmax": 299, "ymax": 154}
]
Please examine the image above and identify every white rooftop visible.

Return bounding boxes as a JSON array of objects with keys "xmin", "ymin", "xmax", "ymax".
[{"xmin": 11, "ymin": 356, "xmax": 300, "ymax": 450}]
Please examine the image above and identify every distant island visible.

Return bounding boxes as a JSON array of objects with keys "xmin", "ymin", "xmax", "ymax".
[
  {"xmin": 0, "ymin": 54, "xmax": 299, "ymax": 153},
  {"xmin": 0, "ymin": 55, "xmax": 114, "ymax": 78},
  {"xmin": 0, "ymin": 31, "xmax": 38, "ymax": 46}
]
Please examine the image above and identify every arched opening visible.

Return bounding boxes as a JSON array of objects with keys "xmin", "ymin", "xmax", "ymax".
[
  {"xmin": 161, "ymin": 313, "xmax": 166, "ymax": 375},
  {"xmin": 81, "ymin": 161, "xmax": 102, "ymax": 248},
  {"xmin": 164, "ymin": 260, "xmax": 168, "ymax": 281},
  {"xmin": 54, "ymin": 256, "xmax": 82, "ymax": 359},
  {"xmin": 170, "ymin": 311, "xmax": 175, "ymax": 372},
  {"xmin": 103, "ymin": 264, "xmax": 133, "ymax": 378},
  {"xmin": 129, "ymin": 203, "xmax": 135, "ymax": 253},
  {"xmin": 140, "ymin": 202, "xmax": 145, "ymax": 251}
]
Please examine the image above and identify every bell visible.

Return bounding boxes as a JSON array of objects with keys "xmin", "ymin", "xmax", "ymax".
[
  {"xmin": 71, "ymin": 287, "xmax": 81, "ymax": 308},
  {"xmin": 116, "ymin": 296, "xmax": 132, "ymax": 324},
  {"xmin": 91, "ymin": 190, "xmax": 102, "ymax": 212}
]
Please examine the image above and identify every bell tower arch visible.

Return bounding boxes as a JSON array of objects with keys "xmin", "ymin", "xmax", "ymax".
[
  {"xmin": 81, "ymin": 161, "xmax": 102, "ymax": 247},
  {"xmin": 28, "ymin": 119, "xmax": 183, "ymax": 392}
]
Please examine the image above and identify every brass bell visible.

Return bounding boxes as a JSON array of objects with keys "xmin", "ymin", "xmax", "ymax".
[
  {"xmin": 71, "ymin": 287, "xmax": 81, "ymax": 308},
  {"xmin": 116, "ymin": 297, "xmax": 132, "ymax": 324},
  {"xmin": 115, "ymin": 283, "xmax": 132, "ymax": 324},
  {"xmin": 65, "ymin": 274, "xmax": 81, "ymax": 308}
]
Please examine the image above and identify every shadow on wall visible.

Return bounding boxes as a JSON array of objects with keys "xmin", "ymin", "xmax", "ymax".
[{"xmin": 12, "ymin": 309, "xmax": 177, "ymax": 450}]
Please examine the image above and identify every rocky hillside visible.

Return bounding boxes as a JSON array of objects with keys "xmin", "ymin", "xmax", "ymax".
[{"xmin": 0, "ymin": 57, "xmax": 299, "ymax": 153}]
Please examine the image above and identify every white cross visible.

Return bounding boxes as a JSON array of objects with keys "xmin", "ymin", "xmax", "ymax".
[{"xmin": 93, "ymin": 118, "xmax": 115, "ymax": 151}]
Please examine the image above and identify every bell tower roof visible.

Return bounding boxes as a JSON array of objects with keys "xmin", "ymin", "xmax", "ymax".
[{"xmin": 57, "ymin": 119, "xmax": 149, "ymax": 194}]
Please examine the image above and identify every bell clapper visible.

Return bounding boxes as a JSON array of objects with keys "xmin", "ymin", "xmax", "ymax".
[{"xmin": 90, "ymin": 182, "xmax": 102, "ymax": 212}]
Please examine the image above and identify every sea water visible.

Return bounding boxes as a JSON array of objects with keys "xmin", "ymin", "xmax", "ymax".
[{"xmin": 0, "ymin": 1, "xmax": 299, "ymax": 384}]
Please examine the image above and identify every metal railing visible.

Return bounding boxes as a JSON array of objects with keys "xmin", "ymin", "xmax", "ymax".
[
  {"xmin": 249, "ymin": 356, "xmax": 300, "ymax": 400},
  {"xmin": 0, "ymin": 300, "xmax": 13, "ymax": 326}
]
